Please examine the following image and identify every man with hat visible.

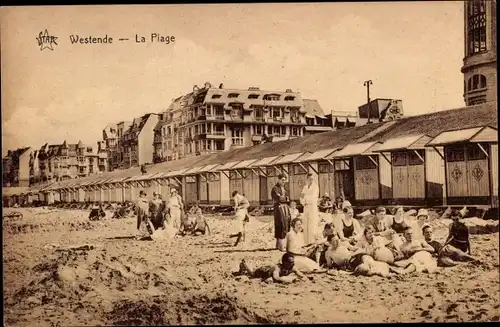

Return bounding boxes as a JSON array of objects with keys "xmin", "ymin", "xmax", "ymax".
[
  {"xmin": 167, "ymin": 185, "xmax": 184, "ymax": 229},
  {"xmin": 136, "ymin": 190, "xmax": 154, "ymax": 238}
]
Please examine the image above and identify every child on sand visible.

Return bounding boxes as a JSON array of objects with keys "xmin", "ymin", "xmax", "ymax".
[
  {"xmin": 191, "ymin": 213, "xmax": 211, "ymax": 236},
  {"xmin": 234, "ymin": 253, "xmax": 308, "ymax": 284},
  {"xmin": 289, "ymin": 201, "xmax": 300, "ymax": 220}
]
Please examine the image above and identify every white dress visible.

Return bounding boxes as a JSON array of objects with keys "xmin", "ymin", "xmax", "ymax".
[
  {"xmin": 286, "ymin": 230, "xmax": 321, "ymax": 272},
  {"xmin": 300, "ymin": 182, "xmax": 320, "ymax": 244}
]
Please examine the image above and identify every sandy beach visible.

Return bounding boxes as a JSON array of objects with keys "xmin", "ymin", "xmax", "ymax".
[{"xmin": 3, "ymin": 207, "xmax": 499, "ymax": 326}]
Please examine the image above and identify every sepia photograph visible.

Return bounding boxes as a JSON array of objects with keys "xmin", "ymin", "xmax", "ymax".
[{"xmin": 1, "ymin": 1, "xmax": 498, "ymax": 325}]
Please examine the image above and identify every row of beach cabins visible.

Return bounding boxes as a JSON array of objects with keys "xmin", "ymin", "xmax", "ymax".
[{"xmin": 5, "ymin": 102, "xmax": 498, "ymax": 215}]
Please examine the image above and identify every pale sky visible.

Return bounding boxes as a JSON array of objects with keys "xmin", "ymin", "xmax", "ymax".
[{"xmin": 1, "ymin": 2, "xmax": 466, "ymax": 157}]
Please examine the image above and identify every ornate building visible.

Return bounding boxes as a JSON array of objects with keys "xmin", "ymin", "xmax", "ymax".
[
  {"xmin": 462, "ymin": 0, "xmax": 497, "ymax": 105},
  {"xmin": 153, "ymin": 83, "xmax": 322, "ymax": 162},
  {"xmin": 2, "ymin": 147, "xmax": 32, "ymax": 187}
]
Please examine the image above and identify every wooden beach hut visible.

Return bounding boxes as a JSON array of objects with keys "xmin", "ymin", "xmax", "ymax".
[
  {"xmin": 295, "ymin": 148, "xmax": 338, "ymax": 199},
  {"xmin": 228, "ymin": 159, "xmax": 260, "ymax": 205},
  {"xmin": 374, "ymin": 134, "xmax": 433, "ymax": 205},
  {"xmin": 426, "ymin": 126, "xmax": 498, "ymax": 207},
  {"xmin": 325, "ymin": 141, "xmax": 382, "ymax": 206},
  {"xmin": 248, "ymin": 155, "xmax": 283, "ymax": 204},
  {"xmin": 195, "ymin": 164, "xmax": 220, "ymax": 204}
]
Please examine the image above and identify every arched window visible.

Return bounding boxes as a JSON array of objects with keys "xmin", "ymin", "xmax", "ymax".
[
  {"xmin": 480, "ymin": 75, "xmax": 487, "ymax": 88},
  {"xmin": 468, "ymin": 74, "xmax": 487, "ymax": 91},
  {"xmin": 467, "ymin": 0, "xmax": 487, "ymax": 55}
]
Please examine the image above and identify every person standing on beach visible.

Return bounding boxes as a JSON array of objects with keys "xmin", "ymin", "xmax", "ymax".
[
  {"xmin": 149, "ymin": 192, "xmax": 165, "ymax": 230},
  {"xmin": 136, "ymin": 190, "xmax": 154, "ymax": 237},
  {"xmin": 167, "ymin": 186, "xmax": 184, "ymax": 229},
  {"xmin": 300, "ymin": 173, "xmax": 320, "ymax": 244},
  {"xmin": 230, "ymin": 190, "xmax": 250, "ymax": 246},
  {"xmin": 271, "ymin": 174, "xmax": 291, "ymax": 251}
]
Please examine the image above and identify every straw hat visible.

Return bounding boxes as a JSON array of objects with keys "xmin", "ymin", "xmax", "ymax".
[{"xmin": 417, "ymin": 209, "xmax": 429, "ymax": 218}]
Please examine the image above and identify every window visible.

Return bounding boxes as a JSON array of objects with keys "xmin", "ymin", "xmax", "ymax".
[
  {"xmin": 206, "ymin": 105, "xmax": 212, "ymax": 116},
  {"xmin": 272, "ymin": 108, "xmax": 281, "ymax": 118},
  {"xmin": 408, "ymin": 150, "xmax": 425, "ymax": 166},
  {"xmin": 267, "ymin": 126, "xmax": 273, "ymax": 135},
  {"xmin": 254, "ymin": 125, "xmax": 263, "ymax": 135},
  {"xmin": 212, "ymin": 94, "xmax": 222, "ymax": 99},
  {"xmin": 206, "ymin": 140, "xmax": 212, "ymax": 150},
  {"xmin": 215, "ymin": 140, "xmax": 224, "ymax": 151},
  {"xmin": 468, "ymin": 74, "xmax": 487, "ymax": 91},
  {"xmin": 207, "ymin": 123, "xmax": 212, "ymax": 134},
  {"xmin": 467, "ymin": 144, "xmax": 487, "ymax": 160},
  {"xmin": 392, "ymin": 152, "xmax": 407, "ymax": 167},
  {"xmin": 291, "ymin": 127, "xmax": 299, "ymax": 136},
  {"xmin": 284, "ymin": 96, "xmax": 295, "ymax": 101},
  {"xmin": 232, "ymin": 129, "xmax": 243, "ymax": 145},
  {"xmin": 228, "ymin": 93, "xmax": 240, "ymax": 98},
  {"xmin": 293, "ymin": 164, "xmax": 307, "ymax": 175},
  {"xmin": 467, "ymin": 0, "xmax": 487, "ymax": 55},
  {"xmin": 255, "ymin": 107, "xmax": 264, "ymax": 120},
  {"xmin": 214, "ymin": 124, "xmax": 225, "ymax": 135},
  {"xmin": 230, "ymin": 105, "xmax": 243, "ymax": 117},
  {"xmin": 86, "ymin": 147, "xmax": 92, "ymax": 152},
  {"xmin": 273, "ymin": 126, "xmax": 280, "ymax": 135},
  {"xmin": 281, "ymin": 126, "xmax": 286, "ymax": 135},
  {"xmin": 214, "ymin": 105, "xmax": 224, "ymax": 118},
  {"xmin": 355, "ymin": 156, "xmax": 377, "ymax": 170},
  {"xmin": 318, "ymin": 162, "xmax": 331, "ymax": 173},
  {"xmin": 248, "ymin": 94, "xmax": 259, "ymax": 99},
  {"xmin": 264, "ymin": 94, "xmax": 280, "ymax": 101},
  {"xmin": 446, "ymin": 145, "xmax": 465, "ymax": 162}
]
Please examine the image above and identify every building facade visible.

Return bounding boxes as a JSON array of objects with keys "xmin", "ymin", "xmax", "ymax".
[
  {"xmin": 153, "ymin": 83, "xmax": 318, "ymax": 162},
  {"xmin": 2, "ymin": 147, "xmax": 32, "ymax": 187},
  {"xmin": 29, "ymin": 141, "xmax": 105, "ymax": 185},
  {"xmin": 107, "ymin": 114, "xmax": 159, "ymax": 169},
  {"xmin": 462, "ymin": 0, "xmax": 497, "ymax": 105}
]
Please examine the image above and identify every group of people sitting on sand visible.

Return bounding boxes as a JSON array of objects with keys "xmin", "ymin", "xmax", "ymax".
[
  {"xmin": 233, "ymin": 205, "xmax": 480, "ymax": 283},
  {"xmin": 134, "ymin": 188, "xmax": 211, "ymax": 240}
]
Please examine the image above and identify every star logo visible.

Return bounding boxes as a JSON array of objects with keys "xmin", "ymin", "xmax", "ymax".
[{"xmin": 36, "ymin": 29, "xmax": 58, "ymax": 51}]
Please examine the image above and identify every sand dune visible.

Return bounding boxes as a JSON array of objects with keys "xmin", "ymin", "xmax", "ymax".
[{"xmin": 3, "ymin": 208, "xmax": 499, "ymax": 325}]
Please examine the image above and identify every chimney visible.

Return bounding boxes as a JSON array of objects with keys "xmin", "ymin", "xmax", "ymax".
[
  {"xmin": 285, "ymin": 89, "xmax": 293, "ymax": 93},
  {"xmin": 219, "ymin": 83, "xmax": 224, "ymax": 89},
  {"xmin": 7, "ymin": 150, "xmax": 12, "ymax": 156},
  {"xmin": 193, "ymin": 85, "xmax": 199, "ymax": 92},
  {"xmin": 204, "ymin": 82, "xmax": 211, "ymax": 89},
  {"xmin": 248, "ymin": 87, "xmax": 260, "ymax": 91}
]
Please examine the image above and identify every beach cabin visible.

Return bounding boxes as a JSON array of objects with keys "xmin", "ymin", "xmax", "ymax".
[
  {"xmin": 249, "ymin": 155, "xmax": 283, "ymax": 204},
  {"xmin": 162, "ymin": 169, "xmax": 185, "ymax": 200},
  {"xmin": 202, "ymin": 164, "xmax": 222, "ymax": 205},
  {"xmin": 295, "ymin": 148, "xmax": 338, "ymax": 199},
  {"xmin": 216, "ymin": 161, "xmax": 240, "ymax": 205},
  {"xmin": 273, "ymin": 152, "xmax": 311, "ymax": 202},
  {"xmin": 374, "ymin": 134, "xmax": 433, "ymax": 205},
  {"xmin": 195, "ymin": 164, "xmax": 219, "ymax": 204},
  {"xmin": 228, "ymin": 159, "xmax": 260, "ymax": 205},
  {"xmin": 182, "ymin": 166, "xmax": 204, "ymax": 205},
  {"xmin": 325, "ymin": 142, "xmax": 382, "ymax": 206},
  {"xmin": 426, "ymin": 126, "xmax": 498, "ymax": 207}
]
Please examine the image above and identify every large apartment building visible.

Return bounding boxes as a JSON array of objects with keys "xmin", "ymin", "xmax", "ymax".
[
  {"xmin": 153, "ymin": 83, "xmax": 326, "ymax": 162},
  {"xmin": 29, "ymin": 141, "xmax": 106, "ymax": 185},
  {"xmin": 102, "ymin": 113, "xmax": 159, "ymax": 170},
  {"xmin": 2, "ymin": 147, "xmax": 32, "ymax": 187}
]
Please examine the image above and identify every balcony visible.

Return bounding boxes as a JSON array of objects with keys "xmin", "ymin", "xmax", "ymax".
[{"xmin": 251, "ymin": 135, "xmax": 263, "ymax": 142}]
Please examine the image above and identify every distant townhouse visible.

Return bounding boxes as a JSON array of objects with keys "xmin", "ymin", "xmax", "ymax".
[{"xmin": 2, "ymin": 147, "xmax": 32, "ymax": 187}]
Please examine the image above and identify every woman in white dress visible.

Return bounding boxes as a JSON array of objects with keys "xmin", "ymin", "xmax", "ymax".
[
  {"xmin": 299, "ymin": 173, "xmax": 320, "ymax": 244},
  {"xmin": 230, "ymin": 190, "xmax": 249, "ymax": 246},
  {"xmin": 167, "ymin": 186, "xmax": 184, "ymax": 229}
]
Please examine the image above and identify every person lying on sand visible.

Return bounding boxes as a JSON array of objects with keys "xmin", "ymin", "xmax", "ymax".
[
  {"xmin": 394, "ymin": 226, "xmax": 437, "ymax": 275},
  {"xmin": 356, "ymin": 225, "xmax": 395, "ymax": 265},
  {"xmin": 89, "ymin": 203, "xmax": 106, "ymax": 221},
  {"xmin": 285, "ymin": 218, "xmax": 327, "ymax": 273},
  {"xmin": 234, "ymin": 253, "xmax": 308, "ymax": 284},
  {"xmin": 422, "ymin": 224, "xmax": 479, "ymax": 266},
  {"xmin": 191, "ymin": 214, "xmax": 211, "ymax": 236},
  {"xmin": 324, "ymin": 235, "xmax": 398, "ymax": 278}
]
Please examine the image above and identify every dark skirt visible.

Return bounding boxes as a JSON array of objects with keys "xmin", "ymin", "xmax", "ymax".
[
  {"xmin": 449, "ymin": 240, "xmax": 468, "ymax": 253},
  {"xmin": 273, "ymin": 204, "xmax": 291, "ymax": 239}
]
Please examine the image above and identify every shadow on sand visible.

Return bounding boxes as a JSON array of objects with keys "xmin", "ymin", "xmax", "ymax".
[
  {"xmin": 105, "ymin": 236, "xmax": 154, "ymax": 241},
  {"xmin": 214, "ymin": 247, "xmax": 277, "ymax": 254}
]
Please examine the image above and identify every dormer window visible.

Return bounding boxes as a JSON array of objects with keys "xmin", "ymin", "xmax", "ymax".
[
  {"xmin": 248, "ymin": 94, "xmax": 259, "ymax": 99},
  {"xmin": 212, "ymin": 94, "xmax": 222, "ymax": 99},
  {"xmin": 228, "ymin": 93, "xmax": 239, "ymax": 98},
  {"xmin": 284, "ymin": 96, "xmax": 295, "ymax": 101},
  {"xmin": 264, "ymin": 94, "xmax": 280, "ymax": 101}
]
